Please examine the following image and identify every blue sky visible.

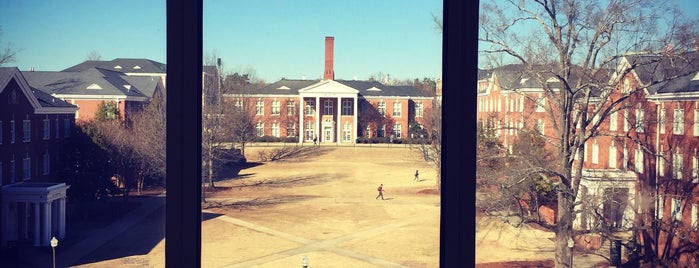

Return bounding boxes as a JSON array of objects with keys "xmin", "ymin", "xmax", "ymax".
[{"xmin": 0, "ymin": 0, "xmax": 442, "ymax": 83}]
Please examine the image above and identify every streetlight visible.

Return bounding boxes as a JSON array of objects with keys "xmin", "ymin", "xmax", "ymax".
[
  {"xmin": 50, "ymin": 236, "xmax": 58, "ymax": 268},
  {"xmin": 302, "ymin": 255, "xmax": 309, "ymax": 268},
  {"xmin": 567, "ymin": 237, "xmax": 574, "ymax": 268}
]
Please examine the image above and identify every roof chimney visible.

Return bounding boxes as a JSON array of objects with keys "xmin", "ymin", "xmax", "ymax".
[{"xmin": 324, "ymin": 36, "xmax": 335, "ymax": 80}]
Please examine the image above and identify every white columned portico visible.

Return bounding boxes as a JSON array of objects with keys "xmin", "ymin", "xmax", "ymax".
[
  {"xmin": 298, "ymin": 80, "xmax": 360, "ymax": 145},
  {"xmin": 315, "ymin": 95, "xmax": 320, "ymax": 141},
  {"xmin": 336, "ymin": 97, "xmax": 341, "ymax": 144},
  {"xmin": 42, "ymin": 202, "xmax": 51, "ymax": 246},
  {"xmin": 353, "ymin": 96, "xmax": 358, "ymax": 142},
  {"xmin": 1, "ymin": 182, "xmax": 70, "ymax": 247},
  {"xmin": 298, "ymin": 95, "xmax": 304, "ymax": 144},
  {"xmin": 33, "ymin": 202, "xmax": 40, "ymax": 246}
]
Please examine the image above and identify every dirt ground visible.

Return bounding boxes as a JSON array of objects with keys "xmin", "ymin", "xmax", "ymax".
[{"xmin": 69, "ymin": 145, "xmax": 441, "ymax": 268}]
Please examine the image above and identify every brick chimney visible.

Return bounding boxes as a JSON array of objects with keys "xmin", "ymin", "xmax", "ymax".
[{"xmin": 324, "ymin": 36, "xmax": 335, "ymax": 80}]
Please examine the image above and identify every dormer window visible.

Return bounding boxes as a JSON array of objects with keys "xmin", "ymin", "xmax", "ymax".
[
  {"xmin": 114, "ymin": 65, "xmax": 122, "ymax": 69},
  {"xmin": 367, "ymin": 86, "xmax": 382, "ymax": 91},
  {"xmin": 520, "ymin": 78, "xmax": 529, "ymax": 84},
  {"xmin": 87, "ymin": 83, "xmax": 102, "ymax": 90},
  {"xmin": 133, "ymin": 65, "xmax": 141, "ymax": 70},
  {"xmin": 277, "ymin": 86, "xmax": 290, "ymax": 90}
]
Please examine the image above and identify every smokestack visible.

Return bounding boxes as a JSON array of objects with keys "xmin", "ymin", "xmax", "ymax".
[{"xmin": 324, "ymin": 36, "xmax": 334, "ymax": 80}]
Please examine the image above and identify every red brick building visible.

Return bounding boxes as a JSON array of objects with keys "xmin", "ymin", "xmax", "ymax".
[
  {"xmin": 0, "ymin": 67, "xmax": 76, "ymax": 247},
  {"xmin": 477, "ymin": 51, "xmax": 699, "ymax": 265},
  {"xmin": 224, "ymin": 37, "xmax": 435, "ymax": 145}
]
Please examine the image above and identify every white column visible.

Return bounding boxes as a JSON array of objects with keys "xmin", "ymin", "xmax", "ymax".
[
  {"xmin": 22, "ymin": 202, "xmax": 28, "ymax": 239},
  {"xmin": 315, "ymin": 96, "xmax": 320, "ymax": 142},
  {"xmin": 336, "ymin": 97, "xmax": 341, "ymax": 144},
  {"xmin": 43, "ymin": 202, "xmax": 51, "ymax": 246},
  {"xmin": 58, "ymin": 198, "xmax": 66, "ymax": 238},
  {"xmin": 353, "ymin": 96, "xmax": 358, "ymax": 142},
  {"xmin": 1, "ymin": 201, "xmax": 8, "ymax": 246},
  {"xmin": 33, "ymin": 203, "xmax": 40, "ymax": 246},
  {"xmin": 299, "ymin": 96, "xmax": 304, "ymax": 144}
]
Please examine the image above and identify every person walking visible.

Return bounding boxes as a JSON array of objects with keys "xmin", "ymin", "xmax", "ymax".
[
  {"xmin": 313, "ymin": 136, "xmax": 318, "ymax": 147},
  {"xmin": 414, "ymin": 169, "xmax": 419, "ymax": 182},
  {"xmin": 376, "ymin": 184, "xmax": 385, "ymax": 200}
]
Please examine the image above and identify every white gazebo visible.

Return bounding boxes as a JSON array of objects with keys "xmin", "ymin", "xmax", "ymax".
[{"xmin": 1, "ymin": 182, "xmax": 70, "ymax": 247}]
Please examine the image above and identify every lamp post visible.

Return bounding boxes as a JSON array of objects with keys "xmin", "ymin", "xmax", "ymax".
[
  {"xmin": 567, "ymin": 237, "xmax": 574, "ymax": 268},
  {"xmin": 302, "ymin": 255, "xmax": 309, "ymax": 268},
  {"xmin": 50, "ymin": 236, "xmax": 58, "ymax": 268}
]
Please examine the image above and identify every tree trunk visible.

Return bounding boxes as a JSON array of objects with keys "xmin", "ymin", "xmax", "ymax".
[
  {"xmin": 555, "ymin": 189, "xmax": 574, "ymax": 268},
  {"xmin": 208, "ymin": 157, "xmax": 215, "ymax": 188}
]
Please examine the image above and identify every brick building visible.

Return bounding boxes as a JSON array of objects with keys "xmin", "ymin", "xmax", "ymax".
[
  {"xmin": 477, "ymin": 51, "xmax": 699, "ymax": 265},
  {"xmin": 0, "ymin": 67, "xmax": 76, "ymax": 247},
  {"xmin": 223, "ymin": 37, "xmax": 435, "ymax": 145}
]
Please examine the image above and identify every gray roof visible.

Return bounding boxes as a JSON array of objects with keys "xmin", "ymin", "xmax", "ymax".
[
  {"xmin": 22, "ymin": 68, "xmax": 151, "ymax": 99},
  {"xmin": 62, "ymin": 58, "xmax": 167, "ymax": 74},
  {"xmin": 623, "ymin": 51, "xmax": 699, "ymax": 94},
  {"xmin": 0, "ymin": 67, "xmax": 75, "ymax": 109},
  {"xmin": 251, "ymin": 78, "xmax": 431, "ymax": 98}
]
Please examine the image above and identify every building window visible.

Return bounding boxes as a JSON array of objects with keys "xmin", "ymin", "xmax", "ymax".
[
  {"xmin": 305, "ymin": 121, "xmax": 314, "ymax": 141},
  {"xmin": 64, "ymin": 118, "xmax": 71, "ymax": 137},
  {"xmin": 55, "ymin": 118, "xmax": 60, "ymax": 139},
  {"xmin": 10, "ymin": 120, "xmax": 15, "ymax": 143},
  {"xmin": 535, "ymin": 119, "xmax": 544, "ymax": 135},
  {"xmin": 271, "ymin": 122, "xmax": 280, "ymax": 137},
  {"xmin": 592, "ymin": 140, "xmax": 599, "ymax": 164},
  {"xmin": 10, "ymin": 156, "xmax": 15, "ymax": 183},
  {"xmin": 535, "ymin": 97, "xmax": 545, "ymax": 112},
  {"xmin": 623, "ymin": 109, "xmax": 629, "ymax": 131},
  {"xmin": 378, "ymin": 124, "xmax": 386, "ymax": 137},
  {"xmin": 659, "ymin": 109, "xmax": 666, "ymax": 134},
  {"xmin": 673, "ymin": 109, "xmax": 684, "ymax": 135},
  {"xmin": 393, "ymin": 123, "xmax": 401, "ymax": 138},
  {"xmin": 659, "ymin": 147, "xmax": 665, "ymax": 177},
  {"xmin": 286, "ymin": 101, "xmax": 295, "ymax": 116},
  {"xmin": 377, "ymin": 101, "xmax": 386, "ymax": 116},
  {"xmin": 286, "ymin": 122, "xmax": 296, "ymax": 138},
  {"xmin": 305, "ymin": 100, "xmax": 315, "ymax": 115},
  {"xmin": 635, "ymin": 146, "xmax": 644, "ymax": 174},
  {"xmin": 622, "ymin": 78, "xmax": 631, "ymax": 93},
  {"xmin": 416, "ymin": 102, "xmax": 424, "ymax": 118},
  {"xmin": 342, "ymin": 99, "xmax": 352, "ymax": 115},
  {"xmin": 22, "ymin": 154, "xmax": 31, "ymax": 180},
  {"xmin": 673, "ymin": 150, "xmax": 683, "ymax": 180},
  {"xmin": 692, "ymin": 204, "xmax": 698, "ymax": 229},
  {"xmin": 255, "ymin": 122, "xmax": 264, "ymax": 137},
  {"xmin": 323, "ymin": 99, "xmax": 333, "ymax": 115},
  {"xmin": 693, "ymin": 153, "xmax": 698, "ymax": 183},
  {"xmin": 43, "ymin": 150, "xmax": 50, "ymax": 175},
  {"xmin": 672, "ymin": 198, "xmax": 682, "ymax": 222},
  {"xmin": 43, "ymin": 117, "xmax": 50, "ymax": 140},
  {"xmin": 234, "ymin": 98, "xmax": 243, "ymax": 110},
  {"xmin": 610, "ymin": 111, "xmax": 617, "ymax": 131},
  {"xmin": 271, "ymin": 100, "xmax": 280, "ymax": 115},
  {"xmin": 694, "ymin": 109, "xmax": 699, "ymax": 136},
  {"xmin": 635, "ymin": 109, "xmax": 644, "ymax": 133},
  {"xmin": 255, "ymin": 99, "xmax": 264, "ymax": 115},
  {"xmin": 23, "ymin": 119, "xmax": 31, "ymax": 142},
  {"xmin": 393, "ymin": 102, "xmax": 401, "ymax": 117},
  {"xmin": 343, "ymin": 122, "xmax": 351, "ymax": 142},
  {"xmin": 658, "ymin": 195, "xmax": 664, "ymax": 219},
  {"xmin": 9, "ymin": 89, "xmax": 17, "ymax": 104},
  {"xmin": 609, "ymin": 142, "xmax": 617, "ymax": 168}
]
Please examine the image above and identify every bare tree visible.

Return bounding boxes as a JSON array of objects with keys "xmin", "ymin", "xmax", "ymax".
[
  {"xmin": 479, "ymin": 1, "xmax": 698, "ymax": 267},
  {"xmin": 0, "ymin": 26, "xmax": 17, "ymax": 66},
  {"xmin": 85, "ymin": 50, "xmax": 102, "ymax": 61}
]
